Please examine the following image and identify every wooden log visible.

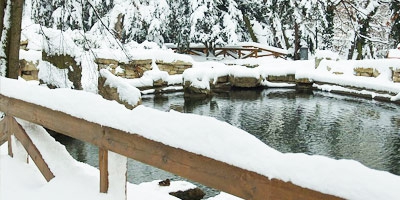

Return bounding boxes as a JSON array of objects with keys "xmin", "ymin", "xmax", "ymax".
[
  {"xmin": 9, "ymin": 117, "xmax": 55, "ymax": 182},
  {"xmin": 99, "ymin": 148, "xmax": 109, "ymax": 193},
  {"xmin": 0, "ymin": 95, "xmax": 342, "ymax": 200}
]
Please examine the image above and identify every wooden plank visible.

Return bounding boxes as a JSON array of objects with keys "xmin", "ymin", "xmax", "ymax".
[
  {"xmin": 99, "ymin": 148, "xmax": 109, "ymax": 193},
  {"xmin": 9, "ymin": 117, "xmax": 55, "ymax": 182},
  {"xmin": 0, "ymin": 95, "xmax": 342, "ymax": 200},
  {"xmin": 0, "ymin": 115, "xmax": 8, "ymax": 146}
]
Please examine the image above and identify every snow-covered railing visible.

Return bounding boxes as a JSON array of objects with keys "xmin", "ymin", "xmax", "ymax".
[
  {"xmin": 167, "ymin": 42, "xmax": 288, "ymax": 59},
  {"xmin": 0, "ymin": 84, "xmax": 341, "ymax": 199}
]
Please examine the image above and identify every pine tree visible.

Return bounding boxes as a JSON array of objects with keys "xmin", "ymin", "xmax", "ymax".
[
  {"xmin": 165, "ymin": 0, "xmax": 191, "ymax": 53},
  {"xmin": 322, "ymin": 0, "xmax": 336, "ymax": 50},
  {"xmin": 190, "ymin": 0, "xmax": 222, "ymax": 56},
  {"xmin": 390, "ymin": 0, "xmax": 400, "ymax": 47}
]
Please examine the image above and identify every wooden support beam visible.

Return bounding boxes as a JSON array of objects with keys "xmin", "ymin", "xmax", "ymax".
[
  {"xmin": 0, "ymin": 115, "xmax": 8, "ymax": 146},
  {"xmin": 1, "ymin": 115, "xmax": 14, "ymax": 157},
  {"xmin": 0, "ymin": 95, "xmax": 342, "ymax": 200},
  {"xmin": 8, "ymin": 133, "xmax": 12, "ymax": 157},
  {"xmin": 99, "ymin": 148, "xmax": 109, "ymax": 193},
  {"xmin": 9, "ymin": 117, "xmax": 55, "ymax": 182}
]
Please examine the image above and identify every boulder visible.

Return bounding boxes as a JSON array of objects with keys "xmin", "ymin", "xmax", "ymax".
[
  {"xmin": 229, "ymin": 75, "xmax": 261, "ymax": 88},
  {"xmin": 98, "ymin": 70, "xmax": 141, "ymax": 109},
  {"xmin": 169, "ymin": 188, "xmax": 205, "ymax": 200},
  {"xmin": 267, "ymin": 74, "xmax": 296, "ymax": 83},
  {"xmin": 183, "ymin": 81, "xmax": 211, "ymax": 98}
]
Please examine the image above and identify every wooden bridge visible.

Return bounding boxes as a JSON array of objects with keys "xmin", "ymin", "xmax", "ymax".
[
  {"xmin": 0, "ymin": 84, "xmax": 341, "ymax": 200},
  {"xmin": 166, "ymin": 42, "xmax": 288, "ymax": 59}
]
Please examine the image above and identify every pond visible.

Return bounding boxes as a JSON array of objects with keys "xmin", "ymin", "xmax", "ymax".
[{"xmin": 54, "ymin": 89, "xmax": 400, "ymax": 198}]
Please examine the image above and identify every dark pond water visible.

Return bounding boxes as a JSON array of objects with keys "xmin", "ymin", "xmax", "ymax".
[{"xmin": 54, "ymin": 89, "xmax": 400, "ymax": 198}]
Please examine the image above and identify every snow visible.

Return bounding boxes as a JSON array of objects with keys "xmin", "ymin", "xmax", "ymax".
[
  {"xmin": 37, "ymin": 61, "xmax": 73, "ymax": 89},
  {"xmin": 1, "ymin": 68, "xmax": 400, "ymax": 200},
  {"xmin": 236, "ymin": 42, "xmax": 289, "ymax": 55}
]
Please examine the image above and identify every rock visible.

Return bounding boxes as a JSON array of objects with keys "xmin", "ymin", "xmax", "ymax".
[
  {"xmin": 393, "ymin": 71, "xmax": 400, "ymax": 82},
  {"xmin": 153, "ymin": 79, "xmax": 166, "ymax": 87},
  {"xmin": 354, "ymin": 67, "xmax": 380, "ymax": 77},
  {"xmin": 95, "ymin": 58, "xmax": 119, "ymax": 66},
  {"xmin": 169, "ymin": 188, "xmax": 205, "ymax": 200},
  {"xmin": 156, "ymin": 60, "xmax": 192, "ymax": 75},
  {"xmin": 20, "ymin": 40, "xmax": 28, "ymax": 50},
  {"xmin": 130, "ymin": 59, "xmax": 153, "ymax": 66},
  {"xmin": 98, "ymin": 72, "xmax": 141, "ymax": 109},
  {"xmin": 295, "ymin": 78, "xmax": 311, "ymax": 84},
  {"xmin": 158, "ymin": 179, "xmax": 171, "ymax": 186},
  {"xmin": 183, "ymin": 81, "xmax": 211, "ymax": 98},
  {"xmin": 19, "ymin": 59, "xmax": 39, "ymax": 81},
  {"xmin": 229, "ymin": 75, "xmax": 261, "ymax": 88},
  {"xmin": 267, "ymin": 74, "xmax": 296, "ymax": 83}
]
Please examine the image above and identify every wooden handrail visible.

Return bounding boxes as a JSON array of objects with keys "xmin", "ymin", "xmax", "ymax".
[{"xmin": 0, "ymin": 94, "xmax": 342, "ymax": 200}]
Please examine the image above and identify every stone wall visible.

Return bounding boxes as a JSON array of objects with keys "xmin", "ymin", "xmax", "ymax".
[
  {"xmin": 354, "ymin": 67, "xmax": 380, "ymax": 77},
  {"xmin": 19, "ymin": 59, "xmax": 39, "ymax": 81},
  {"xmin": 95, "ymin": 58, "xmax": 151, "ymax": 79},
  {"xmin": 157, "ymin": 60, "xmax": 192, "ymax": 75},
  {"xmin": 267, "ymin": 74, "xmax": 296, "ymax": 82},
  {"xmin": 96, "ymin": 59, "xmax": 192, "ymax": 78}
]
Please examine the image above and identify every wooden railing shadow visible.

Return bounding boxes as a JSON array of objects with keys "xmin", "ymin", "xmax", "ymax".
[{"xmin": 0, "ymin": 94, "xmax": 342, "ymax": 200}]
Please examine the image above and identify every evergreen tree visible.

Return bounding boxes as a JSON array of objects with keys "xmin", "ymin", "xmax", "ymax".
[
  {"xmin": 165, "ymin": 0, "xmax": 191, "ymax": 53},
  {"xmin": 32, "ymin": 0, "xmax": 113, "ymax": 31},
  {"xmin": 390, "ymin": 0, "xmax": 400, "ymax": 47},
  {"xmin": 190, "ymin": 0, "xmax": 222, "ymax": 56},
  {"xmin": 322, "ymin": 0, "xmax": 336, "ymax": 50}
]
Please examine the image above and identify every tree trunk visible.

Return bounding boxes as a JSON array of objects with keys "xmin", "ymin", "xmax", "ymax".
[
  {"xmin": 242, "ymin": 13, "xmax": 258, "ymax": 43},
  {"xmin": 0, "ymin": 0, "xmax": 6, "ymax": 38},
  {"xmin": 294, "ymin": 22, "xmax": 300, "ymax": 60},
  {"xmin": 6, "ymin": 0, "xmax": 24, "ymax": 79}
]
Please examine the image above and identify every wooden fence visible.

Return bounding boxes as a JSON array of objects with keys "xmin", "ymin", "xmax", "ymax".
[
  {"xmin": 0, "ymin": 94, "xmax": 342, "ymax": 200},
  {"xmin": 167, "ymin": 43, "xmax": 287, "ymax": 59}
]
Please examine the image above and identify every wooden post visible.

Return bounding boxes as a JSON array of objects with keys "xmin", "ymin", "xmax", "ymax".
[
  {"xmin": 2, "ymin": 116, "xmax": 14, "ymax": 157},
  {"xmin": 99, "ymin": 148, "xmax": 109, "ymax": 193},
  {"xmin": 0, "ymin": 114, "xmax": 8, "ymax": 146}
]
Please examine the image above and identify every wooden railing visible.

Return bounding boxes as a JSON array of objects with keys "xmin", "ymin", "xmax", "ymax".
[
  {"xmin": 0, "ymin": 94, "xmax": 342, "ymax": 200},
  {"xmin": 167, "ymin": 43, "xmax": 288, "ymax": 59}
]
